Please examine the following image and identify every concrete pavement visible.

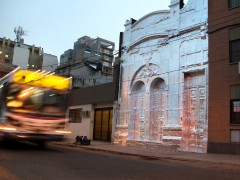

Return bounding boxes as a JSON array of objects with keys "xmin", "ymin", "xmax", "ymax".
[{"xmin": 50, "ymin": 139, "xmax": 240, "ymax": 169}]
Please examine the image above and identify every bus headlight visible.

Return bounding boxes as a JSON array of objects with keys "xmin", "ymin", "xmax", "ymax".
[
  {"xmin": 7, "ymin": 100, "xmax": 23, "ymax": 108},
  {"xmin": 55, "ymin": 130, "xmax": 71, "ymax": 134},
  {"xmin": 0, "ymin": 126, "xmax": 17, "ymax": 131}
]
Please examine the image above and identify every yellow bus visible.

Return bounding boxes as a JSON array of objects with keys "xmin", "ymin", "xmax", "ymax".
[{"xmin": 0, "ymin": 68, "xmax": 71, "ymax": 146}]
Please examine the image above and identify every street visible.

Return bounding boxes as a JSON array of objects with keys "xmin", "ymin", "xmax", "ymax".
[{"xmin": 0, "ymin": 141, "xmax": 240, "ymax": 180}]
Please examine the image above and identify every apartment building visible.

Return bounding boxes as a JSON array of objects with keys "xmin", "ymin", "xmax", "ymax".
[
  {"xmin": 208, "ymin": 0, "xmax": 240, "ymax": 154},
  {"xmin": 0, "ymin": 37, "xmax": 58, "ymax": 73},
  {"xmin": 57, "ymin": 36, "xmax": 115, "ymax": 88},
  {"xmin": 0, "ymin": 38, "xmax": 16, "ymax": 77}
]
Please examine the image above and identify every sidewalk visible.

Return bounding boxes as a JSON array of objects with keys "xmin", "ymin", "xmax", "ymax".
[{"xmin": 50, "ymin": 139, "xmax": 240, "ymax": 168}]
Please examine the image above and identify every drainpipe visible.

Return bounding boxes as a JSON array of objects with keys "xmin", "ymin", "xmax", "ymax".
[{"xmin": 118, "ymin": 32, "xmax": 124, "ymax": 104}]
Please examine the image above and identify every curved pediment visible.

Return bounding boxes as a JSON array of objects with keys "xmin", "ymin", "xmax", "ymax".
[
  {"xmin": 127, "ymin": 34, "xmax": 168, "ymax": 52},
  {"xmin": 132, "ymin": 10, "xmax": 170, "ymax": 29}
]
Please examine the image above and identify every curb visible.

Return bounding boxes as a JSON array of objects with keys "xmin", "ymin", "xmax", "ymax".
[{"xmin": 50, "ymin": 142, "xmax": 240, "ymax": 169}]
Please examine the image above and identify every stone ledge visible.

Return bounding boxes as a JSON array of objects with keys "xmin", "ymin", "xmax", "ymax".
[{"xmin": 126, "ymin": 140, "xmax": 179, "ymax": 152}]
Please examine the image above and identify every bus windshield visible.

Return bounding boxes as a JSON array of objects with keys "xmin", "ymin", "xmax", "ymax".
[{"xmin": 6, "ymin": 83, "xmax": 66, "ymax": 117}]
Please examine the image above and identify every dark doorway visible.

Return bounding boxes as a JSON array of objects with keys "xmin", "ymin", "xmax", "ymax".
[{"xmin": 93, "ymin": 108, "xmax": 113, "ymax": 142}]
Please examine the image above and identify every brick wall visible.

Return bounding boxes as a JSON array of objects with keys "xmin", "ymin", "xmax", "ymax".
[{"xmin": 208, "ymin": 0, "xmax": 240, "ymax": 154}]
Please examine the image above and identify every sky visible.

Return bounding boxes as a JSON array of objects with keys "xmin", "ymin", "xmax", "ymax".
[{"xmin": 0, "ymin": 0, "xmax": 188, "ymax": 60}]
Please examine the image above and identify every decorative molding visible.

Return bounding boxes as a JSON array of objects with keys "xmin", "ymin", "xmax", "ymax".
[{"xmin": 136, "ymin": 64, "xmax": 159, "ymax": 79}]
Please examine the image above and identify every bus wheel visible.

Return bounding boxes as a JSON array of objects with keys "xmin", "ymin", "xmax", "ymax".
[{"xmin": 35, "ymin": 141, "xmax": 46, "ymax": 148}]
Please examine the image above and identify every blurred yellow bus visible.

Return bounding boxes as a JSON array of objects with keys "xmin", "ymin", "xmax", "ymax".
[{"xmin": 0, "ymin": 68, "xmax": 71, "ymax": 146}]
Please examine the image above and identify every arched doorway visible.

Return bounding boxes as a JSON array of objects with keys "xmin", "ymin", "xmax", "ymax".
[
  {"xmin": 129, "ymin": 81, "xmax": 146, "ymax": 140},
  {"xmin": 149, "ymin": 78, "xmax": 166, "ymax": 142}
]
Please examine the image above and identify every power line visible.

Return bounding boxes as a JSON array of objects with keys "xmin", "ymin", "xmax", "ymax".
[
  {"xmin": 42, "ymin": 51, "xmax": 105, "ymax": 68},
  {"xmin": 41, "ymin": 28, "xmax": 205, "ymax": 70},
  {"xmin": 41, "ymin": 20, "xmax": 207, "ymax": 69}
]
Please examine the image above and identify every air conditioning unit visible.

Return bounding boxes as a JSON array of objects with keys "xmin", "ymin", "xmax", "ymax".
[{"xmin": 82, "ymin": 111, "xmax": 90, "ymax": 118}]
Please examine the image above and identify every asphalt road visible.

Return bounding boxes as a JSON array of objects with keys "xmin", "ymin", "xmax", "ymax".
[{"xmin": 0, "ymin": 141, "xmax": 240, "ymax": 180}]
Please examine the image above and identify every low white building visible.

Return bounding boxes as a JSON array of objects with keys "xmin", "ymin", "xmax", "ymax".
[
  {"xmin": 12, "ymin": 44, "xmax": 30, "ymax": 69},
  {"xmin": 13, "ymin": 44, "xmax": 44, "ymax": 70},
  {"xmin": 114, "ymin": 0, "xmax": 208, "ymax": 153}
]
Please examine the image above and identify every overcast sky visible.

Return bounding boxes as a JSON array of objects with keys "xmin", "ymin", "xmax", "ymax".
[{"xmin": 0, "ymin": 0, "xmax": 189, "ymax": 60}]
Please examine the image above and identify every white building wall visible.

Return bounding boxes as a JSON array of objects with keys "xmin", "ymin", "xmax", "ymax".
[
  {"xmin": 114, "ymin": 0, "xmax": 208, "ymax": 153},
  {"xmin": 12, "ymin": 45, "xmax": 29, "ymax": 69},
  {"xmin": 66, "ymin": 105, "xmax": 93, "ymax": 140},
  {"xmin": 42, "ymin": 53, "xmax": 58, "ymax": 72},
  {"xmin": 66, "ymin": 103, "xmax": 114, "ymax": 141}
]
